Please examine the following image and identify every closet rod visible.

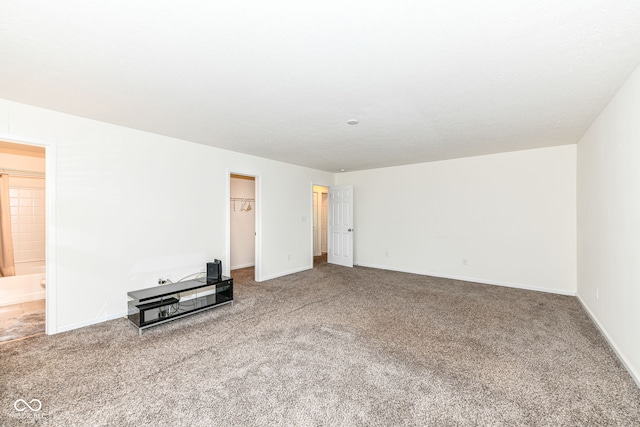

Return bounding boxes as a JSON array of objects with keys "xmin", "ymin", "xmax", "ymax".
[
  {"xmin": 230, "ymin": 197, "xmax": 255, "ymax": 201},
  {"xmin": 0, "ymin": 167, "xmax": 45, "ymax": 179}
]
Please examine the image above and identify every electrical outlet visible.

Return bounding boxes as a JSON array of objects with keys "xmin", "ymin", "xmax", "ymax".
[
  {"xmin": 287, "ymin": 253, "xmax": 291, "ymax": 261},
  {"xmin": 385, "ymin": 251, "xmax": 389, "ymax": 257},
  {"xmin": 596, "ymin": 288, "xmax": 599, "ymax": 300},
  {"xmin": 462, "ymin": 258, "xmax": 468, "ymax": 266}
]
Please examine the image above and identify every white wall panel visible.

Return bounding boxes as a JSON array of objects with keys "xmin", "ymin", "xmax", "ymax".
[
  {"xmin": 577, "ymin": 64, "xmax": 640, "ymax": 385},
  {"xmin": 336, "ymin": 145, "xmax": 577, "ymax": 294},
  {"xmin": 0, "ymin": 98, "xmax": 333, "ymax": 331}
]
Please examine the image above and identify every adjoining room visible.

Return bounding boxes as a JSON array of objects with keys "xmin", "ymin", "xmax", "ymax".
[
  {"xmin": 312, "ymin": 184, "xmax": 328, "ymax": 267},
  {"xmin": 0, "ymin": 141, "xmax": 46, "ymax": 342},
  {"xmin": 230, "ymin": 173, "xmax": 256, "ymax": 283}
]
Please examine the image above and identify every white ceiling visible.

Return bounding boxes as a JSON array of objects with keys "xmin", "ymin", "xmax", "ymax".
[{"xmin": 1, "ymin": 1, "xmax": 639, "ymax": 172}]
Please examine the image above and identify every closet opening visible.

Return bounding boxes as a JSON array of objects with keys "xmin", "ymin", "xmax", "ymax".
[{"xmin": 229, "ymin": 173, "xmax": 258, "ymax": 283}]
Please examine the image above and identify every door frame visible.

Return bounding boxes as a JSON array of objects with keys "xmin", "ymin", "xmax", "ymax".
[
  {"xmin": 0, "ymin": 132, "xmax": 57, "ymax": 335},
  {"xmin": 327, "ymin": 184, "xmax": 354, "ymax": 267},
  {"xmin": 227, "ymin": 170, "xmax": 262, "ymax": 282},
  {"xmin": 313, "ymin": 191, "xmax": 319, "ymax": 256},
  {"xmin": 310, "ymin": 182, "xmax": 331, "ymax": 267}
]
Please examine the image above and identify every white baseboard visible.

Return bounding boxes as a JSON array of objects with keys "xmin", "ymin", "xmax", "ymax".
[
  {"xmin": 354, "ymin": 262, "xmax": 576, "ymax": 296},
  {"xmin": 51, "ymin": 264, "xmax": 574, "ymax": 335},
  {"xmin": 576, "ymin": 295, "xmax": 640, "ymax": 388},
  {"xmin": 260, "ymin": 265, "xmax": 312, "ymax": 282},
  {"xmin": 231, "ymin": 263, "xmax": 255, "ymax": 270},
  {"xmin": 55, "ymin": 310, "xmax": 127, "ymax": 334}
]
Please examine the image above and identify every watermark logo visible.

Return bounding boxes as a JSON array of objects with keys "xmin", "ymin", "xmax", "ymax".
[
  {"xmin": 9, "ymin": 398, "xmax": 50, "ymax": 421},
  {"xmin": 14, "ymin": 399, "xmax": 42, "ymax": 412}
]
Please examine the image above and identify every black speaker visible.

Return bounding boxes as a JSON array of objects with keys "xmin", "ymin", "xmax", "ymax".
[{"xmin": 207, "ymin": 259, "xmax": 222, "ymax": 282}]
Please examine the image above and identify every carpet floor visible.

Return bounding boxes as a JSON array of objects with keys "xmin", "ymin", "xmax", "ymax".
[{"xmin": 1, "ymin": 263, "xmax": 639, "ymax": 426}]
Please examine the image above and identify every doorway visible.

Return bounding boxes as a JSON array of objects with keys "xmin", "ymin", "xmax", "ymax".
[
  {"xmin": 228, "ymin": 173, "xmax": 260, "ymax": 282},
  {"xmin": 312, "ymin": 185, "xmax": 329, "ymax": 267},
  {"xmin": 0, "ymin": 141, "xmax": 46, "ymax": 342}
]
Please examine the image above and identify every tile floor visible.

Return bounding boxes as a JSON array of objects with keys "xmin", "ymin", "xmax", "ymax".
[{"xmin": 0, "ymin": 299, "xmax": 45, "ymax": 337}]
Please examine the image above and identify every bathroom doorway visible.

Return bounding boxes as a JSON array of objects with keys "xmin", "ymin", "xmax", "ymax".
[
  {"xmin": 312, "ymin": 185, "xmax": 329, "ymax": 267},
  {"xmin": 0, "ymin": 140, "xmax": 46, "ymax": 342}
]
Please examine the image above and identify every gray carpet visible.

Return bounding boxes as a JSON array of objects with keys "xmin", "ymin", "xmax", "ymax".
[{"xmin": 1, "ymin": 264, "xmax": 639, "ymax": 426}]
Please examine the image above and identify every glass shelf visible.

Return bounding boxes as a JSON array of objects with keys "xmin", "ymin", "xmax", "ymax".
[{"xmin": 127, "ymin": 277, "xmax": 233, "ymax": 335}]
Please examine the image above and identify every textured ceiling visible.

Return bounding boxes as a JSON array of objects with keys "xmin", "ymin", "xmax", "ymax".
[{"xmin": 1, "ymin": 1, "xmax": 639, "ymax": 172}]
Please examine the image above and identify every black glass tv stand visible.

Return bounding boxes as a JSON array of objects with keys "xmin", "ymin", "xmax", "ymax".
[{"xmin": 127, "ymin": 276, "xmax": 233, "ymax": 335}]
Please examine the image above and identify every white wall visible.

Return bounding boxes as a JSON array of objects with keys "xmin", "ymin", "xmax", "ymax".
[
  {"xmin": 577, "ymin": 64, "xmax": 640, "ymax": 385},
  {"xmin": 336, "ymin": 145, "xmax": 576, "ymax": 294},
  {"xmin": 0, "ymin": 99, "xmax": 333, "ymax": 332},
  {"xmin": 230, "ymin": 176, "xmax": 255, "ymax": 269}
]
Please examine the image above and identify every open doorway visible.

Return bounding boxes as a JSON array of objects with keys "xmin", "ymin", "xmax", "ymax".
[
  {"xmin": 0, "ymin": 141, "xmax": 46, "ymax": 342},
  {"xmin": 229, "ymin": 173, "xmax": 258, "ymax": 282},
  {"xmin": 312, "ymin": 185, "xmax": 329, "ymax": 267}
]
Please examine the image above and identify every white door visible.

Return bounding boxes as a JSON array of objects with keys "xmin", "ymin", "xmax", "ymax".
[{"xmin": 328, "ymin": 185, "xmax": 354, "ymax": 267}]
